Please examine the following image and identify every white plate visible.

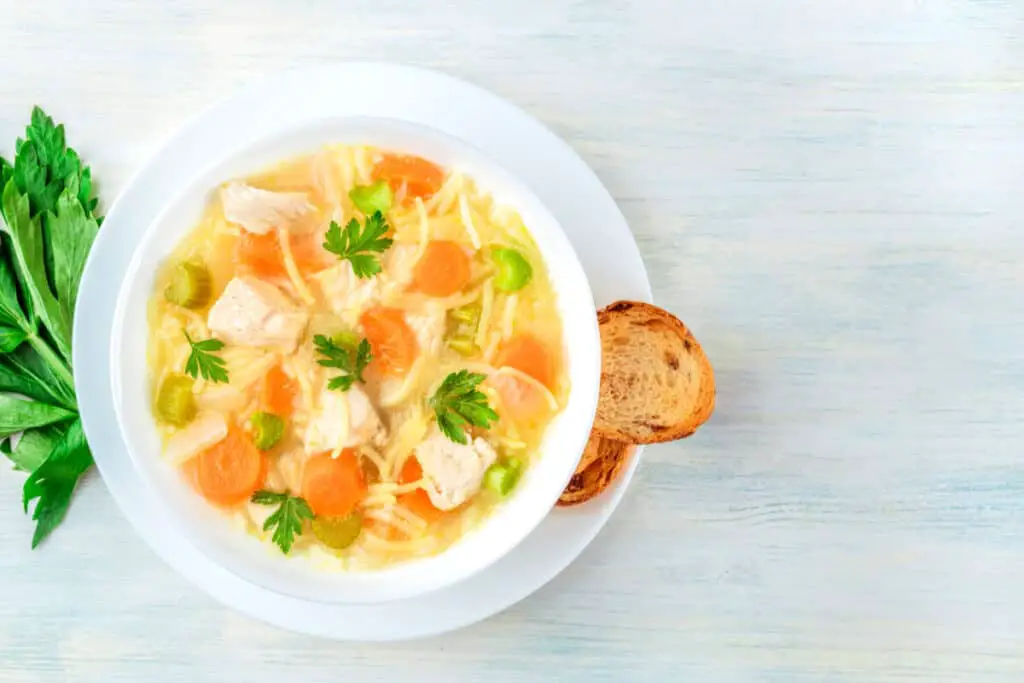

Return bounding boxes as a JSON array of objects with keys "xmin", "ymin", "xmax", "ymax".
[{"xmin": 74, "ymin": 63, "xmax": 652, "ymax": 640}]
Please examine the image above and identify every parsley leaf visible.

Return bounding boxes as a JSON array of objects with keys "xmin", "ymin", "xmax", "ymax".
[
  {"xmin": 250, "ymin": 490, "xmax": 314, "ymax": 554},
  {"xmin": 322, "ymin": 211, "xmax": 393, "ymax": 279},
  {"xmin": 23, "ymin": 418, "xmax": 93, "ymax": 548},
  {"xmin": 313, "ymin": 334, "xmax": 372, "ymax": 392},
  {"xmin": 428, "ymin": 370, "xmax": 499, "ymax": 444},
  {"xmin": 183, "ymin": 330, "xmax": 229, "ymax": 383}
]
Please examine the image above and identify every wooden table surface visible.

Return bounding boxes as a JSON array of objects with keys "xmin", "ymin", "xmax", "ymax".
[{"xmin": 2, "ymin": 1, "xmax": 1023, "ymax": 680}]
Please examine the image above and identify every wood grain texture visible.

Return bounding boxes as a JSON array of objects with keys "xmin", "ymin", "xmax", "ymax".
[{"xmin": 2, "ymin": 0, "xmax": 1024, "ymax": 680}]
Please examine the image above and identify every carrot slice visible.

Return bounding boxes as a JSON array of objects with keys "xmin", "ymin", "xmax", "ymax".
[
  {"xmin": 195, "ymin": 427, "xmax": 266, "ymax": 506},
  {"xmin": 237, "ymin": 231, "xmax": 285, "ymax": 278},
  {"xmin": 372, "ymin": 154, "xmax": 445, "ymax": 200},
  {"xmin": 397, "ymin": 456, "xmax": 445, "ymax": 523},
  {"xmin": 494, "ymin": 334, "xmax": 556, "ymax": 389},
  {"xmin": 237, "ymin": 230, "xmax": 326, "ymax": 278},
  {"xmin": 290, "ymin": 230, "xmax": 333, "ymax": 272},
  {"xmin": 360, "ymin": 306, "xmax": 418, "ymax": 376},
  {"xmin": 259, "ymin": 364, "xmax": 295, "ymax": 419},
  {"xmin": 302, "ymin": 450, "xmax": 367, "ymax": 517},
  {"xmin": 413, "ymin": 240, "xmax": 471, "ymax": 297},
  {"xmin": 489, "ymin": 373, "xmax": 549, "ymax": 422}
]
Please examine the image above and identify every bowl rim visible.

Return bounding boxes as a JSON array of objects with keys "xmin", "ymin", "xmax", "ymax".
[
  {"xmin": 108, "ymin": 115, "xmax": 601, "ymax": 604},
  {"xmin": 74, "ymin": 62, "xmax": 652, "ymax": 639}
]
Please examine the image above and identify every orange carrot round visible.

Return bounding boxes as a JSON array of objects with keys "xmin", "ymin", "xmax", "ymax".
[
  {"xmin": 290, "ymin": 231, "xmax": 333, "ymax": 272},
  {"xmin": 372, "ymin": 154, "xmax": 445, "ymax": 200},
  {"xmin": 195, "ymin": 427, "xmax": 266, "ymax": 506},
  {"xmin": 260, "ymin": 364, "xmax": 295, "ymax": 419},
  {"xmin": 302, "ymin": 450, "xmax": 367, "ymax": 517},
  {"xmin": 398, "ymin": 456, "xmax": 444, "ymax": 523},
  {"xmin": 494, "ymin": 334, "xmax": 555, "ymax": 389},
  {"xmin": 413, "ymin": 240, "xmax": 471, "ymax": 297},
  {"xmin": 360, "ymin": 306, "xmax": 418, "ymax": 376},
  {"xmin": 489, "ymin": 373, "xmax": 549, "ymax": 422},
  {"xmin": 237, "ymin": 231, "xmax": 285, "ymax": 278},
  {"xmin": 237, "ymin": 230, "xmax": 325, "ymax": 278}
]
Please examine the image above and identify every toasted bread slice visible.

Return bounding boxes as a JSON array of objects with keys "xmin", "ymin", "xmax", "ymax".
[
  {"xmin": 592, "ymin": 301, "xmax": 715, "ymax": 444},
  {"xmin": 558, "ymin": 434, "xmax": 634, "ymax": 507}
]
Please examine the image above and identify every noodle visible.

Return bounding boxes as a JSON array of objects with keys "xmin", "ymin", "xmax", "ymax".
[
  {"xmin": 501, "ymin": 295, "xmax": 517, "ymax": 340},
  {"xmin": 278, "ymin": 227, "xmax": 316, "ymax": 305},
  {"xmin": 459, "ymin": 193, "xmax": 482, "ymax": 249},
  {"xmin": 354, "ymin": 147, "xmax": 372, "ymax": 184},
  {"xmin": 476, "ymin": 279, "xmax": 495, "ymax": 348},
  {"xmin": 360, "ymin": 445, "xmax": 388, "ymax": 475},
  {"xmin": 415, "ymin": 197, "xmax": 429, "ymax": 261}
]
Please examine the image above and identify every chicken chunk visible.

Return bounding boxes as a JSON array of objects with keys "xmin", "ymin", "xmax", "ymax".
[
  {"xmin": 164, "ymin": 413, "xmax": 228, "ymax": 465},
  {"xmin": 220, "ymin": 182, "xmax": 314, "ymax": 235},
  {"xmin": 207, "ymin": 277, "xmax": 308, "ymax": 350},
  {"xmin": 385, "ymin": 243, "xmax": 419, "ymax": 288},
  {"xmin": 406, "ymin": 304, "xmax": 446, "ymax": 358},
  {"xmin": 413, "ymin": 431, "xmax": 498, "ymax": 510},
  {"xmin": 312, "ymin": 263, "xmax": 383, "ymax": 326},
  {"xmin": 303, "ymin": 383, "xmax": 386, "ymax": 454}
]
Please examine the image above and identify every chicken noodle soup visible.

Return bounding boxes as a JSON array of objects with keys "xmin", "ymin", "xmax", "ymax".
[{"xmin": 147, "ymin": 145, "xmax": 567, "ymax": 569}]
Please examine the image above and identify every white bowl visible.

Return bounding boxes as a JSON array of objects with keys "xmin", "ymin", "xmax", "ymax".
[{"xmin": 109, "ymin": 116, "xmax": 601, "ymax": 604}]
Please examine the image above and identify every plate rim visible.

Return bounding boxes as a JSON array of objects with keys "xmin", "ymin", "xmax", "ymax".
[{"xmin": 73, "ymin": 62, "xmax": 652, "ymax": 641}]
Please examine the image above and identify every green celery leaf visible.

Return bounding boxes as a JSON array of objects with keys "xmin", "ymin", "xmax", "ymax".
[
  {"xmin": 0, "ymin": 157, "xmax": 11, "ymax": 191},
  {"xmin": 0, "ymin": 395, "xmax": 75, "ymax": 437},
  {"xmin": 0, "ymin": 324, "xmax": 27, "ymax": 352},
  {"xmin": 1, "ymin": 232, "xmax": 34, "ymax": 326},
  {"xmin": 46, "ymin": 187, "xmax": 98, "ymax": 325},
  {"xmin": 7, "ymin": 425, "xmax": 64, "ymax": 472},
  {"xmin": 12, "ymin": 141, "xmax": 53, "ymax": 214},
  {"xmin": 23, "ymin": 418, "xmax": 92, "ymax": 548},
  {"xmin": 0, "ymin": 355, "xmax": 60, "ymax": 404},
  {"xmin": 0, "ymin": 238, "xmax": 29, "ymax": 329},
  {"xmin": 1, "ymin": 181, "xmax": 70, "ymax": 360},
  {"xmin": 0, "ymin": 346, "xmax": 76, "ymax": 409},
  {"xmin": 78, "ymin": 165, "xmax": 96, "ymax": 214},
  {"xmin": 17, "ymin": 109, "xmax": 96, "ymax": 219},
  {"xmin": 26, "ymin": 107, "xmax": 66, "ymax": 168}
]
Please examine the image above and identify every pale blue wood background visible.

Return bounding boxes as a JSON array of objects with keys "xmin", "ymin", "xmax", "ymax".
[{"xmin": 2, "ymin": 0, "xmax": 1023, "ymax": 680}]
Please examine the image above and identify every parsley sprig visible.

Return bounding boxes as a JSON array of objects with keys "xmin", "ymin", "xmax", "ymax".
[
  {"xmin": 429, "ymin": 370, "xmax": 499, "ymax": 444},
  {"xmin": 250, "ymin": 490, "xmax": 314, "ymax": 554},
  {"xmin": 322, "ymin": 210, "xmax": 393, "ymax": 279},
  {"xmin": 183, "ymin": 330, "xmax": 229, "ymax": 383},
  {"xmin": 314, "ymin": 334, "xmax": 371, "ymax": 392}
]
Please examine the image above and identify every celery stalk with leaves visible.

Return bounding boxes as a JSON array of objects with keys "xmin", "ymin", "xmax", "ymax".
[{"xmin": 0, "ymin": 107, "xmax": 102, "ymax": 547}]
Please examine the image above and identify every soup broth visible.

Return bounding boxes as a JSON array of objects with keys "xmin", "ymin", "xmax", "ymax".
[{"xmin": 147, "ymin": 145, "xmax": 566, "ymax": 569}]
